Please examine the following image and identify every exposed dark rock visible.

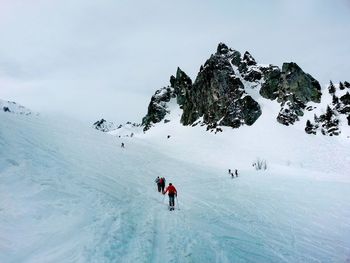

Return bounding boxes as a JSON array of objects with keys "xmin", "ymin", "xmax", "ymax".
[
  {"xmin": 260, "ymin": 66, "xmax": 281, "ymax": 100},
  {"xmin": 243, "ymin": 68, "xmax": 262, "ymax": 82},
  {"xmin": 280, "ymin": 62, "xmax": 321, "ymax": 104},
  {"xmin": 93, "ymin": 119, "xmax": 116, "ymax": 132},
  {"xmin": 243, "ymin": 51, "xmax": 257, "ymax": 66},
  {"xmin": 141, "ymin": 42, "xmax": 347, "ymax": 136},
  {"xmin": 261, "ymin": 62, "xmax": 321, "ymax": 126},
  {"xmin": 142, "ymin": 87, "xmax": 175, "ymax": 131},
  {"xmin": 170, "ymin": 67, "xmax": 192, "ymax": 107},
  {"xmin": 217, "ymin": 42, "xmax": 230, "ymax": 55},
  {"xmin": 180, "ymin": 44, "xmax": 261, "ymax": 128},
  {"xmin": 277, "ymin": 97, "xmax": 305, "ymax": 126},
  {"xmin": 306, "ymin": 105, "xmax": 316, "ymax": 111},
  {"xmin": 231, "ymin": 51, "xmax": 242, "ymax": 67}
]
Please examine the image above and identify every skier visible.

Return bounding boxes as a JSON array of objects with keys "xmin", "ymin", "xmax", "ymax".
[
  {"xmin": 235, "ymin": 169, "xmax": 238, "ymax": 177},
  {"xmin": 155, "ymin": 176, "xmax": 161, "ymax": 192},
  {"xmin": 160, "ymin": 177, "xmax": 166, "ymax": 192},
  {"xmin": 163, "ymin": 183, "xmax": 177, "ymax": 211}
]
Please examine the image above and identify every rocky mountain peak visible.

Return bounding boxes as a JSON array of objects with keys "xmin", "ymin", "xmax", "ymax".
[
  {"xmin": 141, "ymin": 43, "xmax": 349, "ymax": 136},
  {"xmin": 243, "ymin": 51, "xmax": 257, "ymax": 66},
  {"xmin": 216, "ymin": 42, "xmax": 230, "ymax": 55}
]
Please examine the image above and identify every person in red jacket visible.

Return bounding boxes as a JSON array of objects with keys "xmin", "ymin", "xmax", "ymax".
[{"xmin": 163, "ymin": 183, "xmax": 177, "ymax": 211}]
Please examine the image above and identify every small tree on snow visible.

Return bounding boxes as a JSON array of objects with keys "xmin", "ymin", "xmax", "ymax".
[
  {"xmin": 305, "ymin": 119, "xmax": 316, "ymax": 135},
  {"xmin": 328, "ymin": 81, "xmax": 336, "ymax": 94},
  {"xmin": 253, "ymin": 159, "xmax": 267, "ymax": 171},
  {"xmin": 332, "ymin": 94, "xmax": 339, "ymax": 105}
]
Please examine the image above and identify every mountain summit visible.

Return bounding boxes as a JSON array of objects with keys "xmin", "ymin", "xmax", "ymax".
[{"xmin": 142, "ymin": 43, "xmax": 349, "ymax": 136}]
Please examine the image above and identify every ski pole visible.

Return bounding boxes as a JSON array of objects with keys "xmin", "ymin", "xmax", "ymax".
[{"xmin": 176, "ymin": 195, "xmax": 180, "ymax": 209}]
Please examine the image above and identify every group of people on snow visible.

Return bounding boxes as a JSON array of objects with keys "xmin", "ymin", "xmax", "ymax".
[
  {"xmin": 228, "ymin": 169, "xmax": 238, "ymax": 178},
  {"xmin": 155, "ymin": 176, "xmax": 177, "ymax": 211},
  {"xmin": 155, "ymin": 176, "xmax": 166, "ymax": 193}
]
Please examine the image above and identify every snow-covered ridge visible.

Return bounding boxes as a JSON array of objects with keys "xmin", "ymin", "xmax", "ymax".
[{"xmin": 0, "ymin": 99, "xmax": 33, "ymax": 115}]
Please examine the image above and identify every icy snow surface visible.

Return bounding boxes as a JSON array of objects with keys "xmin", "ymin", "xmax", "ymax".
[{"xmin": 1, "ymin": 107, "xmax": 350, "ymax": 263}]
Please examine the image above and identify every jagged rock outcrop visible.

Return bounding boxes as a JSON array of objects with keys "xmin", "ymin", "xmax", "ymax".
[
  {"xmin": 93, "ymin": 119, "xmax": 116, "ymax": 132},
  {"xmin": 142, "ymin": 87, "xmax": 175, "ymax": 131},
  {"xmin": 0, "ymin": 99, "xmax": 33, "ymax": 115},
  {"xmin": 259, "ymin": 66, "xmax": 281, "ymax": 100},
  {"xmin": 141, "ymin": 43, "xmax": 347, "ymax": 136},
  {"xmin": 142, "ymin": 43, "xmax": 262, "ymax": 131},
  {"xmin": 170, "ymin": 67, "xmax": 192, "ymax": 107},
  {"xmin": 260, "ymin": 62, "xmax": 322, "ymax": 125},
  {"xmin": 180, "ymin": 43, "xmax": 261, "ymax": 128}
]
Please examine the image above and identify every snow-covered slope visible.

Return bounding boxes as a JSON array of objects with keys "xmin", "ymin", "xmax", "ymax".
[{"xmin": 1, "ymin": 110, "xmax": 350, "ymax": 263}]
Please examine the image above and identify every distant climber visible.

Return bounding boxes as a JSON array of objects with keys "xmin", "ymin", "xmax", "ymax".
[
  {"xmin": 155, "ymin": 176, "xmax": 161, "ymax": 192},
  {"xmin": 163, "ymin": 183, "xmax": 177, "ymax": 211},
  {"xmin": 167, "ymin": 135, "xmax": 171, "ymax": 139},
  {"xmin": 228, "ymin": 169, "xmax": 234, "ymax": 178},
  {"xmin": 121, "ymin": 142, "xmax": 125, "ymax": 148},
  {"xmin": 235, "ymin": 169, "xmax": 238, "ymax": 177},
  {"xmin": 160, "ymin": 177, "xmax": 166, "ymax": 192}
]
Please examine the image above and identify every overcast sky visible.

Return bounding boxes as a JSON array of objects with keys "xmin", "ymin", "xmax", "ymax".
[{"xmin": 0, "ymin": 0, "xmax": 349, "ymax": 124}]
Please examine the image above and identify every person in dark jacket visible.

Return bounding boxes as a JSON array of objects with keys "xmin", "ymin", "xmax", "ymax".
[
  {"xmin": 160, "ymin": 177, "xmax": 166, "ymax": 192},
  {"xmin": 163, "ymin": 183, "xmax": 177, "ymax": 210},
  {"xmin": 155, "ymin": 176, "xmax": 161, "ymax": 192}
]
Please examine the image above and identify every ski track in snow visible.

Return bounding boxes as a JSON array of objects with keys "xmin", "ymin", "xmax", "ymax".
[{"xmin": 1, "ymin": 113, "xmax": 350, "ymax": 262}]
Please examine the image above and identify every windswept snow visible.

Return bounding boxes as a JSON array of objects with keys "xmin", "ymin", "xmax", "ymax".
[{"xmin": 1, "ymin": 111, "xmax": 350, "ymax": 263}]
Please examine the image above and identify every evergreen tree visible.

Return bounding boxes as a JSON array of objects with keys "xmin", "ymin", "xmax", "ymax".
[
  {"xmin": 325, "ymin": 106, "xmax": 333, "ymax": 121},
  {"xmin": 328, "ymin": 81, "xmax": 336, "ymax": 94},
  {"xmin": 305, "ymin": 119, "xmax": 316, "ymax": 135},
  {"xmin": 332, "ymin": 94, "xmax": 339, "ymax": 104}
]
